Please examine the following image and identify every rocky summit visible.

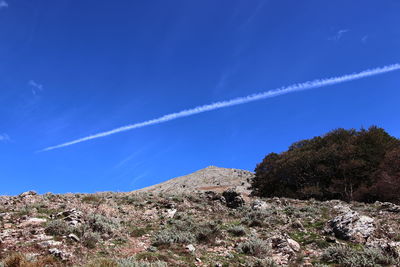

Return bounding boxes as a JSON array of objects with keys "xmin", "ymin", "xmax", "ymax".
[
  {"xmin": 1, "ymin": 168, "xmax": 400, "ymax": 266},
  {"xmin": 136, "ymin": 166, "xmax": 254, "ymax": 195}
]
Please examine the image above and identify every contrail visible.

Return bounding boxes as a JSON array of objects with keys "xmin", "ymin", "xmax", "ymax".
[{"xmin": 41, "ymin": 63, "xmax": 400, "ymax": 152}]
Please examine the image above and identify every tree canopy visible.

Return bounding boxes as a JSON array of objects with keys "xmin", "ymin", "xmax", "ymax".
[{"xmin": 251, "ymin": 126, "xmax": 400, "ymax": 203}]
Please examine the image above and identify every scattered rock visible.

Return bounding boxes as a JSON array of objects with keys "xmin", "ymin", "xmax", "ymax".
[
  {"xmin": 327, "ymin": 208, "xmax": 374, "ymax": 243},
  {"xmin": 204, "ymin": 191, "xmax": 226, "ymax": 204},
  {"xmin": 39, "ymin": 240, "xmax": 63, "ymax": 248},
  {"xmin": 270, "ymin": 235, "xmax": 300, "ymax": 264},
  {"xmin": 165, "ymin": 208, "xmax": 177, "ymax": 219},
  {"xmin": 287, "ymin": 238, "xmax": 300, "ymax": 252},
  {"xmin": 377, "ymin": 202, "xmax": 400, "ymax": 213},
  {"xmin": 55, "ymin": 209, "xmax": 83, "ymax": 226},
  {"xmin": 147, "ymin": 246, "xmax": 158, "ymax": 252},
  {"xmin": 19, "ymin": 191, "xmax": 37, "ymax": 198},
  {"xmin": 186, "ymin": 244, "xmax": 196, "ymax": 253},
  {"xmin": 68, "ymin": 233, "xmax": 80, "ymax": 242},
  {"xmin": 48, "ymin": 248, "xmax": 70, "ymax": 261},
  {"xmin": 251, "ymin": 199, "xmax": 270, "ymax": 210},
  {"xmin": 222, "ymin": 189, "xmax": 245, "ymax": 209}
]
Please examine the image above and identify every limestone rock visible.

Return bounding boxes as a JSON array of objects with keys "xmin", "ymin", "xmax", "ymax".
[
  {"xmin": 48, "ymin": 248, "xmax": 70, "ymax": 261},
  {"xmin": 19, "ymin": 191, "xmax": 37, "ymax": 198},
  {"xmin": 251, "ymin": 199, "xmax": 270, "ymax": 210},
  {"xmin": 68, "ymin": 233, "xmax": 80, "ymax": 242},
  {"xmin": 186, "ymin": 244, "xmax": 196, "ymax": 252},
  {"xmin": 328, "ymin": 208, "xmax": 374, "ymax": 243}
]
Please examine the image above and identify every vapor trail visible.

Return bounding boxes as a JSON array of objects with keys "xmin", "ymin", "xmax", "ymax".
[{"xmin": 42, "ymin": 63, "xmax": 400, "ymax": 152}]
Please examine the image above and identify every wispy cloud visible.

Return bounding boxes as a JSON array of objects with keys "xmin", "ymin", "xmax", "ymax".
[
  {"xmin": 0, "ymin": 133, "xmax": 11, "ymax": 143},
  {"xmin": 0, "ymin": 0, "xmax": 8, "ymax": 9},
  {"xmin": 41, "ymin": 63, "xmax": 400, "ymax": 152},
  {"xmin": 28, "ymin": 80, "xmax": 44, "ymax": 95},
  {"xmin": 362, "ymin": 35, "xmax": 369, "ymax": 44},
  {"xmin": 238, "ymin": 1, "xmax": 267, "ymax": 30},
  {"xmin": 329, "ymin": 29, "xmax": 350, "ymax": 41}
]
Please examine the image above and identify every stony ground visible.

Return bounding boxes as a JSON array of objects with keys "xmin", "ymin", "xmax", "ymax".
[
  {"xmin": 136, "ymin": 166, "xmax": 254, "ymax": 195},
  {"xmin": 1, "ymin": 190, "xmax": 400, "ymax": 266}
]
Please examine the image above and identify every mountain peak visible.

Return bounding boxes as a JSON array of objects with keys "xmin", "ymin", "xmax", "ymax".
[{"xmin": 136, "ymin": 166, "xmax": 254, "ymax": 195}]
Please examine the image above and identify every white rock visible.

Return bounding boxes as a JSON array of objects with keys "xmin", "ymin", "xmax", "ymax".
[
  {"xmin": 287, "ymin": 238, "xmax": 300, "ymax": 252},
  {"xmin": 166, "ymin": 208, "xmax": 177, "ymax": 218},
  {"xmin": 186, "ymin": 244, "xmax": 196, "ymax": 252},
  {"xmin": 329, "ymin": 209, "xmax": 374, "ymax": 243}
]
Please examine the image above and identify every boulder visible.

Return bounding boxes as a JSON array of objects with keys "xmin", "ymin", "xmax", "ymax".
[
  {"xmin": 222, "ymin": 189, "xmax": 245, "ymax": 209},
  {"xmin": 287, "ymin": 238, "xmax": 301, "ymax": 252},
  {"xmin": 186, "ymin": 244, "xmax": 196, "ymax": 253},
  {"xmin": 19, "ymin": 191, "xmax": 37, "ymax": 198},
  {"xmin": 48, "ymin": 248, "xmax": 70, "ymax": 261},
  {"xmin": 270, "ymin": 235, "xmax": 300, "ymax": 264},
  {"xmin": 68, "ymin": 233, "xmax": 80, "ymax": 242},
  {"xmin": 328, "ymin": 207, "xmax": 374, "ymax": 243},
  {"xmin": 204, "ymin": 191, "xmax": 226, "ymax": 205},
  {"xmin": 54, "ymin": 209, "xmax": 83, "ymax": 226},
  {"xmin": 251, "ymin": 200, "xmax": 270, "ymax": 210},
  {"xmin": 165, "ymin": 208, "xmax": 177, "ymax": 219}
]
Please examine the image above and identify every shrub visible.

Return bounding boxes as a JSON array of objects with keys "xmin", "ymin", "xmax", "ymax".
[
  {"xmin": 248, "ymin": 258, "xmax": 277, "ymax": 267},
  {"xmin": 152, "ymin": 229, "xmax": 195, "ymax": 246},
  {"xmin": 81, "ymin": 194, "xmax": 103, "ymax": 204},
  {"xmin": 87, "ymin": 214, "xmax": 120, "ymax": 235},
  {"xmin": 82, "ymin": 231, "xmax": 101, "ymax": 249},
  {"xmin": 321, "ymin": 245, "xmax": 397, "ymax": 266},
  {"xmin": 242, "ymin": 209, "xmax": 276, "ymax": 227},
  {"xmin": 45, "ymin": 219, "xmax": 73, "ymax": 236},
  {"xmin": 195, "ymin": 222, "xmax": 221, "ymax": 243},
  {"xmin": 1, "ymin": 253, "xmax": 59, "ymax": 267},
  {"xmin": 251, "ymin": 126, "xmax": 400, "ymax": 203},
  {"xmin": 228, "ymin": 225, "xmax": 247, "ymax": 237},
  {"xmin": 237, "ymin": 237, "xmax": 269, "ymax": 258},
  {"xmin": 117, "ymin": 258, "xmax": 167, "ymax": 267}
]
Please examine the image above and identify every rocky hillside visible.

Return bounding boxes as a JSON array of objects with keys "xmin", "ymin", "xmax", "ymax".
[
  {"xmin": 1, "ymin": 168, "xmax": 400, "ymax": 266},
  {"xmin": 1, "ymin": 188, "xmax": 400, "ymax": 266},
  {"xmin": 136, "ymin": 166, "xmax": 254, "ymax": 195}
]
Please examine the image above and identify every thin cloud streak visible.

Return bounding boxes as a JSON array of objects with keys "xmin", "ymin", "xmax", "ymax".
[{"xmin": 41, "ymin": 63, "xmax": 400, "ymax": 152}]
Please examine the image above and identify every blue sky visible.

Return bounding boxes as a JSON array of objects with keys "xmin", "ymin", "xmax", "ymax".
[{"xmin": 1, "ymin": 0, "xmax": 399, "ymax": 195}]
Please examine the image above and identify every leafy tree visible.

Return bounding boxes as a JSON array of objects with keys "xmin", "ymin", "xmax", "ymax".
[{"xmin": 251, "ymin": 126, "xmax": 400, "ymax": 203}]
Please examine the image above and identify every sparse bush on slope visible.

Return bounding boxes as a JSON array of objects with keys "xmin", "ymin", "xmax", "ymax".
[{"xmin": 251, "ymin": 126, "xmax": 400, "ymax": 203}]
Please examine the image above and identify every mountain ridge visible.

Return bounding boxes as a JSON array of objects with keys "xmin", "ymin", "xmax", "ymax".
[{"xmin": 135, "ymin": 166, "xmax": 254, "ymax": 195}]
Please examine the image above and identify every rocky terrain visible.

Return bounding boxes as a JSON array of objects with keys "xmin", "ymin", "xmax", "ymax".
[
  {"xmin": 1, "ymin": 167, "xmax": 400, "ymax": 266},
  {"xmin": 136, "ymin": 166, "xmax": 254, "ymax": 195}
]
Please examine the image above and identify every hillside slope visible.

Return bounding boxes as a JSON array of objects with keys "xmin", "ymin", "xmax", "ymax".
[{"xmin": 136, "ymin": 166, "xmax": 254, "ymax": 195}]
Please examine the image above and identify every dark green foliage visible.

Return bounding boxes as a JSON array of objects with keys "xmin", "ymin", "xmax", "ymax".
[{"xmin": 251, "ymin": 126, "xmax": 400, "ymax": 203}]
